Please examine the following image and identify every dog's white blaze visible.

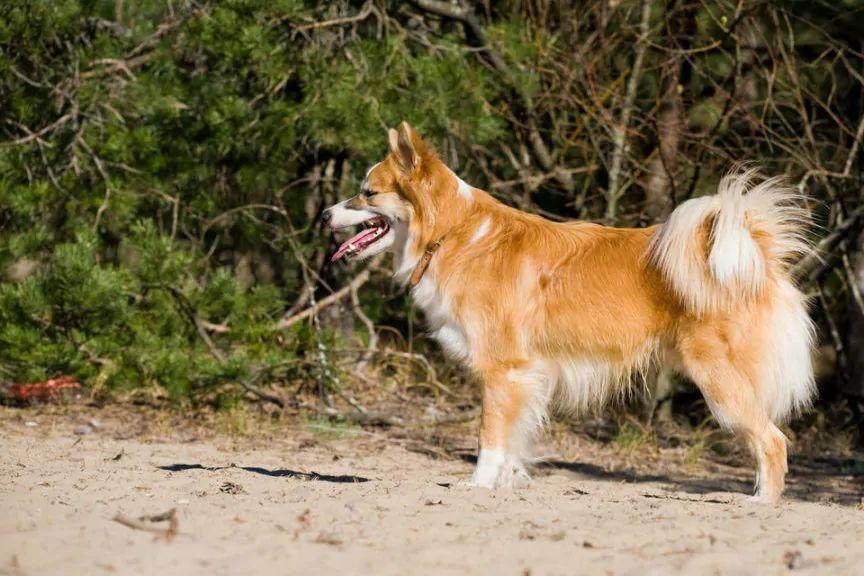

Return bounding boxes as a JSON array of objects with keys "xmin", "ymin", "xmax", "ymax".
[
  {"xmin": 411, "ymin": 275, "xmax": 450, "ymax": 327},
  {"xmin": 327, "ymin": 199, "xmax": 377, "ymax": 228},
  {"xmin": 405, "ymin": 244, "xmax": 473, "ymax": 362},
  {"xmin": 412, "ymin": 277, "xmax": 475, "ymax": 363},
  {"xmin": 470, "ymin": 218, "xmax": 491, "ymax": 244},
  {"xmin": 391, "ymin": 224, "xmax": 419, "ymax": 283},
  {"xmin": 446, "ymin": 167, "xmax": 474, "ymax": 202},
  {"xmin": 362, "ymin": 162, "xmax": 381, "ymax": 188},
  {"xmin": 456, "ymin": 176, "xmax": 474, "ymax": 201}
]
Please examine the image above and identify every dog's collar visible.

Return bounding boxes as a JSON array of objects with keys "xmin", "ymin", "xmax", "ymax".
[{"xmin": 408, "ymin": 236, "xmax": 446, "ymax": 288}]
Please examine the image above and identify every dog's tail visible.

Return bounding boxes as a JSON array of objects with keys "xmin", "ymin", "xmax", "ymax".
[
  {"xmin": 647, "ymin": 168, "xmax": 809, "ymax": 314},
  {"xmin": 647, "ymin": 168, "xmax": 815, "ymax": 420}
]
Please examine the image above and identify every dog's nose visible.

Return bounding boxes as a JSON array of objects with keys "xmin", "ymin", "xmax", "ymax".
[{"xmin": 321, "ymin": 209, "xmax": 332, "ymax": 227}]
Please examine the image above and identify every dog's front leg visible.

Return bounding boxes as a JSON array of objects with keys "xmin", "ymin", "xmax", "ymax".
[{"xmin": 468, "ymin": 369, "xmax": 532, "ymax": 489}]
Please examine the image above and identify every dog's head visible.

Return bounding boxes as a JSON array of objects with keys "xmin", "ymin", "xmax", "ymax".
[{"xmin": 323, "ymin": 122, "xmax": 468, "ymax": 263}]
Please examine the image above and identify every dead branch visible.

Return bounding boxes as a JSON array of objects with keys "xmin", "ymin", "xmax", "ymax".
[
  {"xmin": 127, "ymin": 10, "xmax": 197, "ymax": 57},
  {"xmin": 320, "ymin": 406, "xmax": 479, "ymax": 427},
  {"xmin": 410, "ymin": 0, "xmax": 574, "ymax": 194},
  {"xmin": 843, "ymin": 114, "xmax": 864, "ymax": 178},
  {"xmin": 605, "ymin": 0, "xmax": 652, "ymax": 223},
  {"xmin": 277, "ymin": 267, "xmax": 373, "ymax": 330},
  {"xmin": 794, "ymin": 204, "xmax": 864, "ymax": 286},
  {"xmin": 381, "ymin": 349, "xmax": 453, "ymax": 397},
  {"xmin": 200, "ymin": 204, "xmax": 289, "ymax": 241},
  {"xmin": 80, "ymin": 54, "xmax": 154, "ymax": 80},
  {"xmin": 0, "ymin": 115, "xmax": 72, "ymax": 148},
  {"xmin": 293, "ymin": 1, "xmax": 374, "ymax": 32},
  {"xmin": 200, "ymin": 320, "xmax": 230, "ymax": 334},
  {"xmin": 76, "ymin": 137, "xmax": 113, "ymax": 230},
  {"xmin": 144, "ymin": 284, "xmax": 226, "ymax": 362},
  {"xmin": 350, "ymin": 281, "xmax": 378, "ymax": 372},
  {"xmin": 241, "ymin": 379, "xmax": 285, "ymax": 408},
  {"xmin": 112, "ymin": 508, "xmax": 178, "ymax": 541}
]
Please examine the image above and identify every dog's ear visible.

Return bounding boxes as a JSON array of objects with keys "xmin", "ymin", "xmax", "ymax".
[{"xmin": 388, "ymin": 122, "xmax": 427, "ymax": 172}]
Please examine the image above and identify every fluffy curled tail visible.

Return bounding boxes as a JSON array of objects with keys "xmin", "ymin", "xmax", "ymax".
[
  {"xmin": 648, "ymin": 169, "xmax": 816, "ymax": 421},
  {"xmin": 647, "ymin": 169, "xmax": 810, "ymax": 314}
]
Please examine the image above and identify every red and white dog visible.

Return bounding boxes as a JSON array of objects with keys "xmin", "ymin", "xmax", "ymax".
[{"xmin": 323, "ymin": 122, "xmax": 815, "ymax": 502}]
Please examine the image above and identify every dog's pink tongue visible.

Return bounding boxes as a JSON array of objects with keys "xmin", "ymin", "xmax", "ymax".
[{"xmin": 331, "ymin": 227, "xmax": 378, "ymax": 262}]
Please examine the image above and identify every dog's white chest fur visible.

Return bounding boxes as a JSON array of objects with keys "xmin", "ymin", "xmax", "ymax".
[{"xmin": 411, "ymin": 275, "xmax": 471, "ymax": 362}]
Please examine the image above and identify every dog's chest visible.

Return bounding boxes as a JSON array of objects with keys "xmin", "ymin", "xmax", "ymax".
[{"xmin": 410, "ymin": 276, "xmax": 471, "ymax": 362}]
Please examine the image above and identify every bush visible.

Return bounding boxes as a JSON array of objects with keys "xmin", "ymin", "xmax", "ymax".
[
  {"xmin": 2, "ymin": 0, "xmax": 863, "ymax": 411},
  {"xmin": 0, "ymin": 0, "xmax": 501, "ymax": 400}
]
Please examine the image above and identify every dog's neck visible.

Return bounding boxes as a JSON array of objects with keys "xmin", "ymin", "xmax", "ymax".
[
  {"xmin": 408, "ymin": 235, "xmax": 446, "ymax": 287},
  {"xmin": 393, "ymin": 167, "xmax": 485, "ymax": 287}
]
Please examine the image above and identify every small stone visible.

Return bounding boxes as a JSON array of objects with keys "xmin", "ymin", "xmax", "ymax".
[
  {"xmin": 73, "ymin": 424, "xmax": 94, "ymax": 435},
  {"xmin": 783, "ymin": 550, "xmax": 803, "ymax": 570},
  {"xmin": 24, "ymin": 421, "xmax": 38, "ymax": 428},
  {"xmin": 220, "ymin": 481, "xmax": 245, "ymax": 494}
]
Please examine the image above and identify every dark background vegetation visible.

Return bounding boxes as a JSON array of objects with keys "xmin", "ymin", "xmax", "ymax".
[{"xmin": 3, "ymin": 0, "xmax": 864, "ymax": 441}]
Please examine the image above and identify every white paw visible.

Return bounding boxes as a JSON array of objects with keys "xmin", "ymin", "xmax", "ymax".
[
  {"xmin": 496, "ymin": 459, "xmax": 531, "ymax": 489},
  {"xmin": 467, "ymin": 449, "xmax": 531, "ymax": 489},
  {"xmin": 455, "ymin": 478, "xmax": 484, "ymax": 489}
]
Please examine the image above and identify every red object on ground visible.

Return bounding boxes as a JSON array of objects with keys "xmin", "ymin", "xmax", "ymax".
[{"xmin": 9, "ymin": 376, "xmax": 82, "ymax": 402}]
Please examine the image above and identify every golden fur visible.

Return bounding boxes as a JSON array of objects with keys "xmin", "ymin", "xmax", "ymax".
[{"xmin": 324, "ymin": 123, "xmax": 816, "ymax": 502}]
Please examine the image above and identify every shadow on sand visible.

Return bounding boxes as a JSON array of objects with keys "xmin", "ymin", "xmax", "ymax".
[
  {"xmin": 158, "ymin": 463, "xmax": 369, "ymax": 483},
  {"xmin": 455, "ymin": 451, "xmax": 863, "ymax": 505},
  {"xmin": 159, "ymin": 452, "xmax": 861, "ymax": 503}
]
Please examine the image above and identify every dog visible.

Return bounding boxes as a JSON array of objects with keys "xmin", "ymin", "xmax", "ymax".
[{"xmin": 322, "ymin": 122, "xmax": 815, "ymax": 503}]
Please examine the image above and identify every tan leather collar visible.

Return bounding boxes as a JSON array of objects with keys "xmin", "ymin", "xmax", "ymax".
[{"xmin": 408, "ymin": 237, "xmax": 445, "ymax": 287}]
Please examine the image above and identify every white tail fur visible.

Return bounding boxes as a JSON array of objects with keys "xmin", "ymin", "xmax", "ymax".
[
  {"xmin": 648, "ymin": 169, "xmax": 810, "ymax": 314},
  {"xmin": 648, "ymin": 169, "xmax": 816, "ymax": 421}
]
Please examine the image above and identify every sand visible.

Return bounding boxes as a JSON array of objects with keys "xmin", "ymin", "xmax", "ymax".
[{"xmin": 2, "ymin": 408, "xmax": 863, "ymax": 576}]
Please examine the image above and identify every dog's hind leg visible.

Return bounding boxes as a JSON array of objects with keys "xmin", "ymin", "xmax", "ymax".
[
  {"xmin": 468, "ymin": 361, "xmax": 554, "ymax": 489},
  {"xmin": 679, "ymin": 331, "xmax": 788, "ymax": 503}
]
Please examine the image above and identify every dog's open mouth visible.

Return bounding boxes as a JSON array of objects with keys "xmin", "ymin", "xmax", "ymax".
[{"xmin": 330, "ymin": 216, "xmax": 391, "ymax": 262}]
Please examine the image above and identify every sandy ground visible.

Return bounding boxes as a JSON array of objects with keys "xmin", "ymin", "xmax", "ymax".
[{"xmin": 2, "ymin": 407, "xmax": 863, "ymax": 576}]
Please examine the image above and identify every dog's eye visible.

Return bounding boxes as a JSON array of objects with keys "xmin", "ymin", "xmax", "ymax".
[{"xmin": 362, "ymin": 188, "xmax": 378, "ymax": 198}]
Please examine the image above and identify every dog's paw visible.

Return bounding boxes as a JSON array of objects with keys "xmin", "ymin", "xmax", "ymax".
[
  {"xmin": 454, "ymin": 478, "xmax": 485, "ymax": 489},
  {"xmin": 496, "ymin": 459, "xmax": 531, "ymax": 489},
  {"xmin": 465, "ymin": 455, "xmax": 531, "ymax": 490}
]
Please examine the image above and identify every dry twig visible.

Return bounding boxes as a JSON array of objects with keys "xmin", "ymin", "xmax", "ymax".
[
  {"xmin": 605, "ymin": 0, "xmax": 652, "ymax": 223},
  {"xmin": 112, "ymin": 508, "xmax": 178, "ymax": 541},
  {"xmin": 293, "ymin": 1, "xmax": 374, "ymax": 32}
]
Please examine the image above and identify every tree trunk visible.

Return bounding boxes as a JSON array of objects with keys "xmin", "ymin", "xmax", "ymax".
[
  {"xmin": 844, "ymin": 231, "xmax": 864, "ymax": 397},
  {"xmin": 643, "ymin": 0, "xmax": 694, "ymax": 223}
]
